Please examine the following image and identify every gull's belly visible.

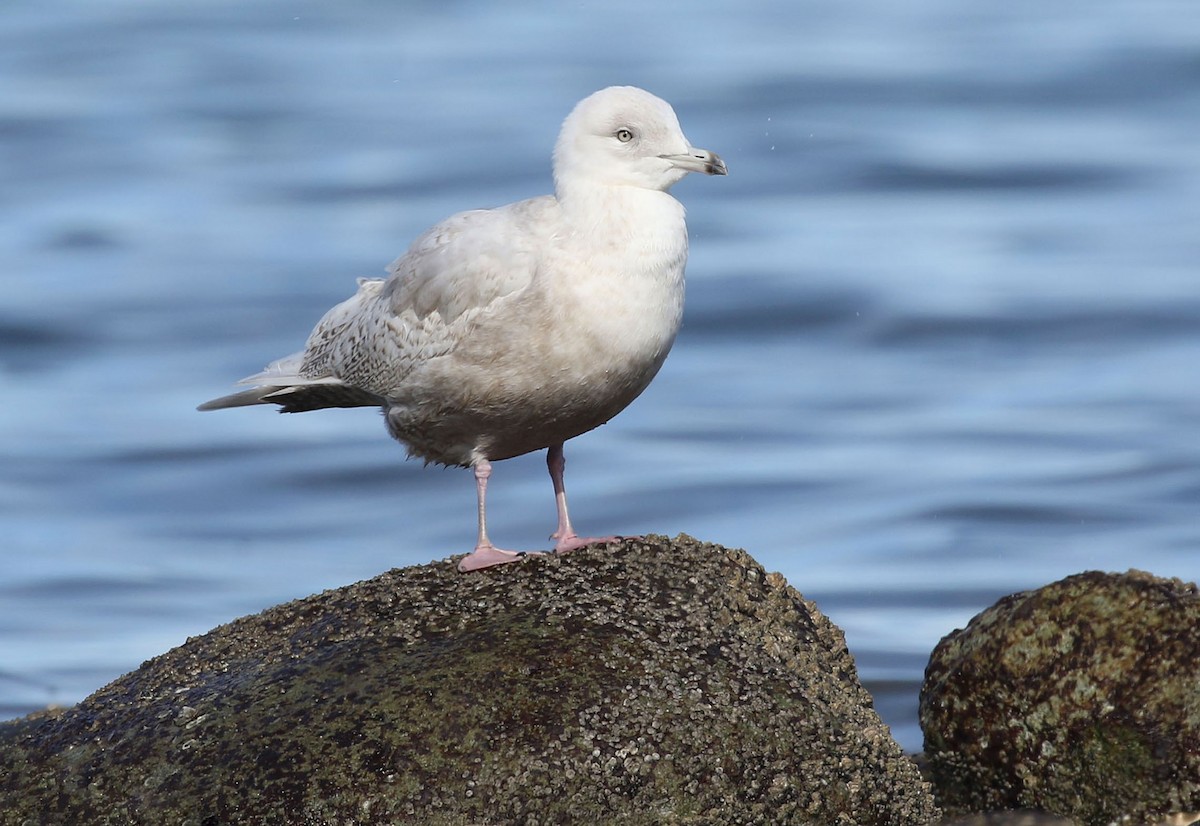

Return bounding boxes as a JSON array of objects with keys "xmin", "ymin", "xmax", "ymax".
[{"xmin": 481, "ymin": 337, "xmax": 673, "ymax": 461}]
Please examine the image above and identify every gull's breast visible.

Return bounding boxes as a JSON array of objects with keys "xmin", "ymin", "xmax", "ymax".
[{"xmin": 387, "ymin": 192, "xmax": 690, "ymax": 466}]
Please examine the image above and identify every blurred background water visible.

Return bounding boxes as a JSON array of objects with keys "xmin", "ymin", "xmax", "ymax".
[{"xmin": 2, "ymin": 0, "xmax": 1198, "ymax": 753}]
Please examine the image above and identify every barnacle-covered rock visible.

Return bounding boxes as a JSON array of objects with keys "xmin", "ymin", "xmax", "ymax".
[
  {"xmin": 1, "ymin": 535, "xmax": 936, "ymax": 825},
  {"xmin": 921, "ymin": 569, "xmax": 1200, "ymax": 826}
]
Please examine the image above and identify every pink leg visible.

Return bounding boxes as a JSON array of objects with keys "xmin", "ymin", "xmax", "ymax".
[
  {"xmin": 547, "ymin": 443, "xmax": 621, "ymax": 555},
  {"xmin": 457, "ymin": 459, "xmax": 544, "ymax": 572}
]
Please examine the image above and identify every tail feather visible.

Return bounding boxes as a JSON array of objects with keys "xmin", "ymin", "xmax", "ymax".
[
  {"xmin": 198, "ymin": 381, "xmax": 385, "ymax": 413},
  {"xmin": 199, "ymin": 354, "xmax": 385, "ymax": 413},
  {"xmin": 197, "ymin": 386, "xmax": 280, "ymax": 411}
]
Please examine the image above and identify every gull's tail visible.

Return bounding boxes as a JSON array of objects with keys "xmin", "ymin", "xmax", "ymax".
[{"xmin": 197, "ymin": 352, "xmax": 384, "ymax": 413}]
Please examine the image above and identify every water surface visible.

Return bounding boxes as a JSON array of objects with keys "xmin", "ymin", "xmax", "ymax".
[{"xmin": 3, "ymin": 0, "xmax": 1199, "ymax": 752}]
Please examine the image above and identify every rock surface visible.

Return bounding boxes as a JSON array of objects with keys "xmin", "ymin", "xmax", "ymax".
[
  {"xmin": 920, "ymin": 569, "xmax": 1200, "ymax": 826},
  {"xmin": 933, "ymin": 814, "xmax": 1076, "ymax": 826},
  {"xmin": 1, "ymin": 535, "xmax": 938, "ymax": 825}
]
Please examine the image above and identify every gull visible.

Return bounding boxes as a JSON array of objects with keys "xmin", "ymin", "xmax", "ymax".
[{"xmin": 199, "ymin": 86, "xmax": 726, "ymax": 571}]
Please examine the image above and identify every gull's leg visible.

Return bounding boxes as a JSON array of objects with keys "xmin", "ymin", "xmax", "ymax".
[
  {"xmin": 547, "ymin": 443, "xmax": 621, "ymax": 555},
  {"xmin": 457, "ymin": 459, "xmax": 537, "ymax": 572},
  {"xmin": 548, "ymin": 443, "xmax": 577, "ymax": 544}
]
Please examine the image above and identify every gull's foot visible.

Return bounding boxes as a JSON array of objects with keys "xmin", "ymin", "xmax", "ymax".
[
  {"xmin": 457, "ymin": 546, "xmax": 544, "ymax": 573},
  {"xmin": 552, "ymin": 534, "xmax": 630, "ymax": 555}
]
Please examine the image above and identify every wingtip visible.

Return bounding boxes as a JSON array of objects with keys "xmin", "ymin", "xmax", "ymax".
[
  {"xmin": 195, "ymin": 387, "xmax": 274, "ymax": 411},
  {"xmin": 196, "ymin": 398, "xmax": 228, "ymax": 412}
]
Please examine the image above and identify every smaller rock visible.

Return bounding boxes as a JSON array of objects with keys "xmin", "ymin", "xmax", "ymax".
[{"xmin": 920, "ymin": 569, "xmax": 1200, "ymax": 826}]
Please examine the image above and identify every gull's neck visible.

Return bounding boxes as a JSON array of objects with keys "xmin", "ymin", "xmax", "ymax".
[{"xmin": 556, "ymin": 182, "xmax": 688, "ymax": 259}]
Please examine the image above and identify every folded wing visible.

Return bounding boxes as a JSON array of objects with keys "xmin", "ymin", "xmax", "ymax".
[{"xmin": 198, "ymin": 197, "xmax": 554, "ymax": 414}]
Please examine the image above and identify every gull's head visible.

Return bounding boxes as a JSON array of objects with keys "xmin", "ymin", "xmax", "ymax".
[{"xmin": 553, "ymin": 86, "xmax": 727, "ymax": 197}]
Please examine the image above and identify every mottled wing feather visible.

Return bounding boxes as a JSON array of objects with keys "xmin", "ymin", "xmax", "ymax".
[{"xmin": 297, "ymin": 278, "xmax": 388, "ymax": 381}]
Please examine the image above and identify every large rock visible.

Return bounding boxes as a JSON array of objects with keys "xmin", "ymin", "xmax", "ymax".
[
  {"xmin": 920, "ymin": 569, "xmax": 1200, "ymax": 826},
  {"xmin": 0, "ymin": 535, "xmax": 938, "ymax": 825}
]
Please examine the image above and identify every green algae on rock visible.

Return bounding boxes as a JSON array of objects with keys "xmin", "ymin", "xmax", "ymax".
[
  {"xmin": 920, "ymin": 569, "xmax": 1200, "ymax": 826},
  {"xmin": 0, "ymin": 535, "xmax": 937, "ymax": 825}
]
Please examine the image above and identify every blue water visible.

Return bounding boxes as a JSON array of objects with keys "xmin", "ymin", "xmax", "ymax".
[{"xmin": 2, "ymin": 0, "xmax": 1199, "ymax": 753}]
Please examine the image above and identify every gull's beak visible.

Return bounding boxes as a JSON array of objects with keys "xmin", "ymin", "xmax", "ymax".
[{"xmin": 661, "ymin": 147, "xmax": 728, "ymax": 176}]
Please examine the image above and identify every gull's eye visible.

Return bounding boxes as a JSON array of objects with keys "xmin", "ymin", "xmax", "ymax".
[{"xmin": 615, "ymin": 127, "xmax": 634, "ymax": 143}]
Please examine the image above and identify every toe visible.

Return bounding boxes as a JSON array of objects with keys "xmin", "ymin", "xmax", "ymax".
[{"xmin": 458, "ymin": 547, "xmax": 541, "ymax": 572}]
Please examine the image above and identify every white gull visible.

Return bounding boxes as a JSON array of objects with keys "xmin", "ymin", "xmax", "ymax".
[{"xmin": 199, "ymin": 86, "xmax": 726, "ymax": 571}]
